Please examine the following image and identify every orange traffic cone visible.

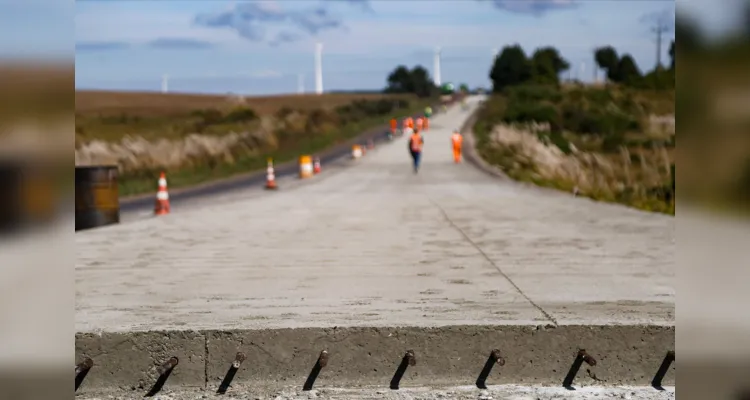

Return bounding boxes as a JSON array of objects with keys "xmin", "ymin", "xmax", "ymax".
[
  {"xmin": 265, "ymin": 158, "xmax": 278, "ymax": 190},
  {"xmin": 154, "ymin": 172, "xmax": 170, "ymax": 215},
  {"xmin": 313, "ymin": 157, "xmax": 321, "ymax": 174}
]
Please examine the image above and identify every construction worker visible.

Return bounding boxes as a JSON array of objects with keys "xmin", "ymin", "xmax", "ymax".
[
  {"xmin": 408, "ymin": 129, "xmax": 424, "ymax": 173},
  {"xmin": 415, "ymin": 117, "xmax": 424, "ymax": 132},
  {"xmin": 451, "ymin": 130, "xmax": 463, "ymax": 163}
]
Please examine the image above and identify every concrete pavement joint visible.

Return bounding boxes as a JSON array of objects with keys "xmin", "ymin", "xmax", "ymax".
[{"xmin": 426, "ymin": 196, "xmax": 559, "ymax": 326}]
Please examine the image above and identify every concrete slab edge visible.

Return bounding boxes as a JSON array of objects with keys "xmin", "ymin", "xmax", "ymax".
[{"xmin": 75, "ymin": 324, "xmax": 675, "ymax": 395}]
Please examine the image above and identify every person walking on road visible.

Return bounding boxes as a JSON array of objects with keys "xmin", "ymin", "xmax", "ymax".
[
  {"xmin": 451, "ymin": 130, "xmax": 463, "ymax": 163},
  {"xmin": 408, "ymin": 129, "xmax": 425, "ymax": 173}
]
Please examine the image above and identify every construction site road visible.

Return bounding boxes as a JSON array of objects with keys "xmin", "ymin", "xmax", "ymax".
[{"xmin": 75, "ymin": 96, "xmax": 675, "ymax": 394}]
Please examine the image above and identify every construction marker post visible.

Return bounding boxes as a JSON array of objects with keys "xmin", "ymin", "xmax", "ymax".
[
  {"xmin": 352, "ymin": 145, "xmax": 363, "ymax": 159},
  {"xmin": 299, "ymin": 155, "xmax": 314, "ymax": 179},
  {"xmin": 313, "ymin": 157, "xmax": 321, "ymax": 174},
  {"xmin": 265, "ymin": 158, "xmax": 278, "ymax": 190}
]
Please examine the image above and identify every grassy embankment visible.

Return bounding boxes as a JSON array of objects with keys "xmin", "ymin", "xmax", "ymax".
[
  {"xmin": 472, "ymin": 84, "xmax": 675, "ymax": 215},
  {"xmin": 75, "ymin": 91, "xmax": 433, "ymax": 197}
]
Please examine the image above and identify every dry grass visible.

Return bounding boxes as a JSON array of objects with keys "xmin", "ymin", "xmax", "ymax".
[
  {"xmin": 486, "ymin": 124, "xmax": 674, "ymax": 214},
  {"xmin": 75, "ymin": 90, "xmax": 415, "ymax": 117},
  {"xmin": 73, "ymin": 88, "xmax": 430, "ymax": 196}
]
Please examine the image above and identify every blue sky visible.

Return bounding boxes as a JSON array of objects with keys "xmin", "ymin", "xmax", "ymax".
[{"xmin": 66, "ymin": 0, "xmax": 734, "ymax": 94}]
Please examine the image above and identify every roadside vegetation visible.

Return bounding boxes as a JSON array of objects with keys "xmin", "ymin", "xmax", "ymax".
[
  {"xmin": 75, "ymin": 66, "xmax": 442, "ymax": 196},
  {"xmin": 473, "ymin": 38, "xmax": 675, "ymax": 214}
]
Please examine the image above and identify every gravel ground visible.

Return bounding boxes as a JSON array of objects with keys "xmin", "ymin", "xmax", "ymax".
[{"xmin": 76, "ymin": 385, "xmax": 675, "ymax": 400}]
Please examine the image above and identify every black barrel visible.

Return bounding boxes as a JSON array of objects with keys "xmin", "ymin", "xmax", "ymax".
[
  {"xmin": 75, "ymin": 166, "xmax": 119, "ymax": 231},
  {"xmin": 0, "ymin": 160, "xmax": 58, "ymax": 235}
]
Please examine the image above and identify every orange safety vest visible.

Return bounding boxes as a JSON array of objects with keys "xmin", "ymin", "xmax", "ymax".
[
  {"xmin": 407, "ymin": 117, "xmax": 414, "ymax": 128},
  {"xmin": 451, "ymin": 133, "xmax": 463, "ymax": 147},
  {"xmin": 390, "ymin": 119, "xmax": 397, "ymax": 131},
  {"xmin": 416, "ymin": 118, "xmax": 423, "ymax": 129},
  {"xmin": 410, "ymin": 133, "xmax": 423, "ymax": 152}
]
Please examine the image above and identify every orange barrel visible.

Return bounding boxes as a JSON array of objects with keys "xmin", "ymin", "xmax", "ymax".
[
  {"xmin": 351, "ymin": 145, "xmax": 363, "ymax": 159},
  {"xmin": 299, "ymin": 155, "xmax": 314, "ymax": 179},
  {"xmin": 75, "ymin": 166, "xmax": 119, "ymax": 231}
]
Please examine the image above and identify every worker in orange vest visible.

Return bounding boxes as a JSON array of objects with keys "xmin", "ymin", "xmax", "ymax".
[
  {"xmin": 408, "ymin": 129, "xmax": 424, "ymax": 173},
  {"xmin": 407, "ymin": 117, "xmax": 414, "ymax": 130},
  {"xmin": 389, "ymin": 118, "xmax": 397, "ymax": 139},
  {"xmin": 451, "ymin": 130, "xmax": 463, "ymax": 163},
  {"xmin": 415, "ymin": 117, "xmax": 424, "ymax": 132}
]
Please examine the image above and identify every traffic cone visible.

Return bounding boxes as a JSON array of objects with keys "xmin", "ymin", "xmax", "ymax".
[
  {"xmin": 154, "ymin": 172, "xmax": 170, "ymax": 215},
  {"xmin": 313, "ymin": 157, "xmax": 321, "ymax": 174},
  {"xmin": 265, "ymin": 158, "xmax": 278, "ymax": 190}
]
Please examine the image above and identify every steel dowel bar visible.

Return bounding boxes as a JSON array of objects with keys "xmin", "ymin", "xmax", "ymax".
[
  {"xmin": 476, "ymin": 349, "xmax": 505, "ymax": 389},
  {"xmin": 563, "ymin": 349, "xmax": 596, "ymax": 389},
  {"xmin": 145, "ymin": 356, "xmax": 178, "ymax": 397},
  {"xmin": 389, "ymin": 350, "xmax": 416, "ymax": 390},
  {"xmin": 303, "ymin": 350, "xmax": 329, "ymax": 391},
  {"xmin": 74, "ymin": 357, "xmax": 94, "ymax": 392},
  {"xmin": 217, "ymin": 352, "xmax": 246, "ymax": 394},
  {"xmin": 651, "ymin": 350, "xmax": 675, "ymax": 390}
]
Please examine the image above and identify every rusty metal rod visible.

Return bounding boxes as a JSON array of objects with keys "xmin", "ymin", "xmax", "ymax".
[
  {"xmin": 75, "ymin": 357, "xmax": 94, "ymax": 392},
  {"xmin": 563, "ymin": 349, "xmax": 596, "ymax": 388},
  {"xmin": 303, "ymin": 350, "xmax": 329, "ymax": 391},
  {"xmin": 476, "ymin": 349, "xmax": 505, "ymax": 389},
  {"xmin": 217, "ymin": 352, "xmax": 246, "ymax": 394},
  {"xmin": 651, "ymin": 350, "xmax": 675, "ymax": 389},
  {"xmin": 390, "ymin": 350, "xmax": 415, "ymax": 390},
  {"xmin": 145, "ymin": 356, "xmax": 178, "ymax": 397}
]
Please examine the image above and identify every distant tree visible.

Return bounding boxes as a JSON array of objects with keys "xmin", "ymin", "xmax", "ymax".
[
  {"xmin": 459, "ymin": 83, "xmax": 470, "ymax": 93},
  {"xmin": 614, "ymin": 54, "xmax": 642, "ymax": 85},
  {"xmin": 385, "ymin": 65, "xmax": 414, "ymax": 93},
  {"xmin": 594, "ymin": 46, "xmax": 620, "ymax": 82},
  {"xmin": 409, "ymin": 66, "xmax": 435, "ymax": 97},
  {"xmin": 489, "ymin": 45, "xmax": 532, "ymax": 92},
  {"xmin": 384, "ymin": 65, "xmax": 435, "ymax": 97},
  {"xmin": 530, "ymin": 46, "xmax": 570, "ymax": 85}
]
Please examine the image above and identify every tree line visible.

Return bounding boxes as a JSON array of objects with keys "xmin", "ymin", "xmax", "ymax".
[
  {"xmin": 489, "ymin": 42, "xmax": 675, "ymax": 92},
  {"xmin": 382, "ymin": 41, "xmax": 675, "ymax": 97}
]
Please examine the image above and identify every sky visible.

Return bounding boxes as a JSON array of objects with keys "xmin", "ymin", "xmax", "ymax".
[{"xmin": 61, "ymin": 0, "xmax": 737, "ymax": 94}]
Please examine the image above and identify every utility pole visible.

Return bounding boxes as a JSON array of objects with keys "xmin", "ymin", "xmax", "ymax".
[{"xmin": 648, "ymin": 11, "xmax": 673, "ymax": 69}]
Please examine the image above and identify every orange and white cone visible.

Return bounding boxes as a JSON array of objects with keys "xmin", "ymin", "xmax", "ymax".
[
  {"xmin": 265, "ymin": 158, "xmax": 278, "ymax": 190},
  {"xmin": 154, "ymin": 172, "xmax": 170, "ymax": 215},
  {"xmin": 313, "ymin": 157, "xmax": 321, "ymax": 174}
]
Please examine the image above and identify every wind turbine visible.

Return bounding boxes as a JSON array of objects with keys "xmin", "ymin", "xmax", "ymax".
[
  {"xmin": 314, "ymin": 43, "xmax": 323, "ymax": 95},
  {"xmin": 433, "ymin": 46, "xmax": 442, "ymax": 86}
]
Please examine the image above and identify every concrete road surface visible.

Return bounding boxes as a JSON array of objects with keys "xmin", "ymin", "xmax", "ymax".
[{"xmin": 75, "ymin": 96, "xmax": 675, "ymax": 393}]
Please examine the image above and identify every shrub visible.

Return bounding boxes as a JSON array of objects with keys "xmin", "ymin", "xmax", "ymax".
[
  {"xmin": 601, "ymin": 132, "xmax": 626, "ymax": 153},
  {"xmin": 506, "ymin": 85, "xmax": 563, "ymax": 104},
  {"xmin": 223, "ymin": 107, "xmax": 258, "ymax": 123},
  {"xmin": 503, "ymin": 102, "xmax": 560, "ymax": 128}
]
